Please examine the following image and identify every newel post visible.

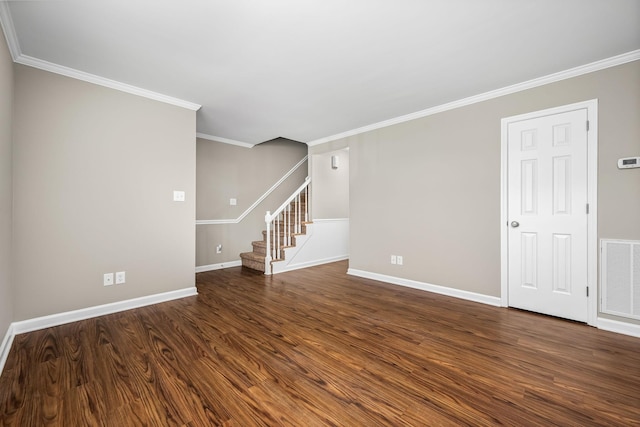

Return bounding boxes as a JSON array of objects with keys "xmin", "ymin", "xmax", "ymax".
[{"xmin": 264, "ymin": 211, "xmax": 272, "ymax": 275}]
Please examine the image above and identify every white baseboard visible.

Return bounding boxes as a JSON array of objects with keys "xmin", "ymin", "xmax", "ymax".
[
  {"xmin": 597, "ymin": 318, "xmax": 640, "ymax": 338},
  {"xmin": 0, "ymin": 323, "xmax": 16, "ymax": 375},
  {"xmin": 12, "ymin": 287, "xmax": 198, "ymax": 335},
  {"xmin": 0, "ymin": 287, "xmax": 197, "ymax": 375},
  {"xmin": 196, "ymin": 260, "xmax": 242, "ymax": 273},
  {"xmin": 347, "ymin": 268, "xmax": 502, "ymax": 307},
  {"xmin": 273, "ymin": 255, "xmax": 349, "ymax": 275},
  {"xmin": 347, "ymin": 269, "xmax": 640, "ymax": 338}
]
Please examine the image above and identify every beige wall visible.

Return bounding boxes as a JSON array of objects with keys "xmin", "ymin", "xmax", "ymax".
[
  {"xmin": 310, "ymin": 148, "xmax": 349, "ymax": 219},
  {"xmin": 12, "ymin": 65, "xmax": 196, "ymax": 320},
  {"xmin": 196, "ymin": 138, "xmax": 307, "ymax": 267},
  {"xmin": 0, "ymin": 31, "xmax": 13, "ymax": 338},
  {"xmin": 317, "ymin": 61, "xmax": 640, "ymax": 318}
]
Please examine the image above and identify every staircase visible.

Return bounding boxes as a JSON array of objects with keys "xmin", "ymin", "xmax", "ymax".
[{"xmin": 240, "ymin": 178, "xmax": 311, "ymax": 274}]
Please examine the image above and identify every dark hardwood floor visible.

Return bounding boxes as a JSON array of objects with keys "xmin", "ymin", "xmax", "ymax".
[{"xmin": 1, "ymin": 261, "xmax": 639, "ymax": 426}]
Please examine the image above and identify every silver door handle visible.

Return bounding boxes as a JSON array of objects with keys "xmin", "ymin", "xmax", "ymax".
[{"xmin": 511, "ymin": 221, "xmax": 520, "ymax": 228}]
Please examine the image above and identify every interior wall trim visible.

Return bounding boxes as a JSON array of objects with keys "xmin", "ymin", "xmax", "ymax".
[
  {"xmin": 347, "ymin": 268, "xmax": 502, "ymax": 307},
  {"xmin": 0, "ymin": 287, "xmax": 197, "ymax": 375},
  {"xmin": 597, "ymin": 318, "xmax": 640, "ymax": 339},
  {"xmin": 15, "ymin": 55, "xmax": 201, "ymax": 111},
  {"xmin": 308, "ymin": 50, "xmax": 640, "ymax": 147},
  {"xmin": 0, "ymin": 323, "xmax": 15, "ymax": 376},
  {"xmin": 275, "ymin": 255, "xmax": 349, "ymax": 275},
  {"xmin": 196, "ymin": 157, "xmax": 308, "ymax": 225},
  {"xmin": 0, "ymin": 3, "xmax": 200, "ymax": 111},
  {"xmin": 0, "ymin": 1, "xmax": 19, "ymax": 61},
  {"xmin": 196, "ymin": 133, "xmax": 254, "ymax": 148},
  {"xmin": 195, "ymin": 260, "xmax": 242, "ymax": 273},
  {"xmin": 12, "ymin": 287, "xmax": 198, "ymax": 335}
]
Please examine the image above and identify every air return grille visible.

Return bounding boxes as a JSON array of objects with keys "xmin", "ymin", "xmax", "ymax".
[{"xmin": 601, "ymin": 239, "xmax": 640, "ymax": 320}]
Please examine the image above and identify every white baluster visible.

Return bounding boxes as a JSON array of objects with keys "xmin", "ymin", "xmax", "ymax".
[
  {"xmin": 285, "ymin": 205, "xmax": 289, "ymax": 247},
  {"xmin": 262, "ymin": 179, "xmax": 311, "ymax": 273},
  {"xmin": 276, "ymin": 217, "xmax": 280, "ymax": 260},
  {"xmin": 297, "ymin": 192, "xmax": 301, "ymax": 232},
  {"xmin": 305, "ymin": 186, "xmax": 309, "ymax": 222},
  {"xmin": 293, "ymin": 194, "xmax": 298, "ymax": 234},
  {"xmin": 264, "ymin": 211, "xmax": 272, "ymax": 274}
]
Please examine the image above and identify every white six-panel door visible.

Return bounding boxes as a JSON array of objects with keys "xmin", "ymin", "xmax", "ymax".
[{"xmin": 507, "ymin": 108, "xmax": 589, "ymax": 322}]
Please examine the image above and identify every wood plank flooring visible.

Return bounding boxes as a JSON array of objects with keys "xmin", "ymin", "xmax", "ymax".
[{"xmin": 1, "ymin": 260, "xmax": 639, "ymax": 426}]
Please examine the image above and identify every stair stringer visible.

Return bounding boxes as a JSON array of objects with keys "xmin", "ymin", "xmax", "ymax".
[{"xmin": 270, "ymin": 223, "xmax": 314, "ymax": 274}]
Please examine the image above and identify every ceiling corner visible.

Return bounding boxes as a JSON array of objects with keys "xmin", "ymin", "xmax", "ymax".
[{"xmin": 0, "ymin": 1, "xmax": 22, "ymax": 61}]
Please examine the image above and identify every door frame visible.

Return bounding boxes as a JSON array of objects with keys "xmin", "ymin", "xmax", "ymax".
[{"xmin": 500, "ymin": 99, "xmax": 598, "ymax": 326}]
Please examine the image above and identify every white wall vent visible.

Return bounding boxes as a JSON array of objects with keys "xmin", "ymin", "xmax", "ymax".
[{"xmin": 601, "ymin": 239, "xmax": 640, "ymax": 320}]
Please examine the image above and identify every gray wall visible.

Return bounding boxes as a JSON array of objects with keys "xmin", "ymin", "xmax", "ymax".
[
  {"xmin": 313, "ymin": 60, "xmax": 640, "ymax": 320},
  {"xmin": 310, "ymin": 148, "xmax": 349, "ymax": 219},
  {"xmin": 196, "ymin": 138, "xmax": 307, "ymax": 267},
  {"xmin": 12, "ymin": 64, "xmax": 196, "ymax": 321},
  {"xmin": 0, "ymin": 28, "xmax": 13, "ymax": 340}
]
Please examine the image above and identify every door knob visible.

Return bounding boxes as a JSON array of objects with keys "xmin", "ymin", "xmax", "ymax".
[{"xmin": 511, "ymin": 221, "xmax": 520, "ymax": 228}]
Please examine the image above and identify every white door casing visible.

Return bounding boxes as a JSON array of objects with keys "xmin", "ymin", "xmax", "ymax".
[{"xmin": 501, "ymin": 100, "xmax": 598, "ymax": 326}]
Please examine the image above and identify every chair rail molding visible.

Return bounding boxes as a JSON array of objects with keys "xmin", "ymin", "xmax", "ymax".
[{"xmin": 196, "ymin": 156, "xmax": 308, "ymax": 225}]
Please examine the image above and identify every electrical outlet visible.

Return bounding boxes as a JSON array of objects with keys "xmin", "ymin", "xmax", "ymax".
[
  {"xmin": 173, "ymin": 190, "xmax": 185, "ymax": 202},
  {"xmin": 216, "ymin": 244, "xmax": 222, "ymax": 254},
  {"xmin": 397, "ymin": 255, "xmax": 403, "ymax": 265},
  {"xmin": 391, "ymin": 255, "xmax": 397, "ymax": 265},
  {"xmin": 229, "ymin": 198, "xmax": 237, "ymax": 206},
  {"xmin": 115, "ymin": 271, "xmax": 126, "ymax": 284},
  {"xmin": 104, "ymin": 273, "xmax": 114, "ymax": 286}
]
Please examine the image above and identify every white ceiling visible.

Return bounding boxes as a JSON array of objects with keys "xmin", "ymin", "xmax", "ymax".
[{"xmin": 1, "ymin": 0, "xmax": 639, "ymax": 146}]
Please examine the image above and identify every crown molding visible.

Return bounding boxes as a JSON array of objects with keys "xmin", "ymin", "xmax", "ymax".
[
  {"xmin": 16, "ymin": 54, "xmax": 201, "ymax": 111},
  {"xmin": 0, "ymin": 1, "xmax": 21, "ymax": 61},
  {"xmin": 308, "ymin": 49, "xmax": 640, "ymax": 146},
  {"xmin": 196, "ymin": 132, "xmax": 255, "ymax": 148},
  {"xmin": 0, "ymin": 3, "xmax": 200, "ymax": 111}
]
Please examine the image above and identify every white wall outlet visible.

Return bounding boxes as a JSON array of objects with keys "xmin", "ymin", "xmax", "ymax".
[
  {"xmin": 397, "ymin": 255, "xmax": 403, "ymax": 265},
  {"xmin": 216, "ymin": 244, "xmax": 222, "ymax": 254},
  {"xmin": 391, "ymin": 255, "xmax": 397, "ymax": 265},
  {"xmin": 115, "ymin": 271, "xmax": 126, "ymax": 284},
  {"xmin": 229, "ymin": 198, "xmax": 237, "ymax": 206},
  {"xmin": 103, "ymin": 273, "xmax": 114, "ymax": 286},
  {"xmin": 173, "ymin": 190, "xmax": 185, "ymax": 202}
]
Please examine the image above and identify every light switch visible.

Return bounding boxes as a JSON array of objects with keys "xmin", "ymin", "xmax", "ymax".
[
  {"xmin": 230, "ymin": 198, "xmax": 237, "ymax": 206},
  {"xmin": 173, "ymin": 191, "xmax": 185, "ymax": 202}
]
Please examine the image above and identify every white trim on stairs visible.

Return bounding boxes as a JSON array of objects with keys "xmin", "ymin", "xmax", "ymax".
[
  {"xmin": 269, "ymin": 219, "xmax": 349, "ymax": 275},
  {"xmin": 196, "ymin": 158, "xmax": 309, "ymax": 225},
  {"xmin": 196, "ymin": 260, "xmax": 242, "ymax": 273},
  {"xmin": 347, "ymin": 268, "xmax": 502, "ymax": 307},
  {"xmin": 273, "ymin": 255, "xmax": 349, "ymax": 274}
]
